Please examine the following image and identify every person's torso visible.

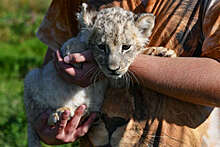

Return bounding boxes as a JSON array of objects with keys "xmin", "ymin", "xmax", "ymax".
[
  {"xmin": 36, "ymin": 0, "xmax": 220, "ymax": 146},
  {"xmin": 79, "ymin": 0, "xmax": 219, "ymax": 146}
]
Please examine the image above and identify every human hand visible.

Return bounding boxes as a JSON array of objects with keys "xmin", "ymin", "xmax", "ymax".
[
  {"xmin": 54, "ymin": 50, "xmax": 99, "ymax": 87},
  {"xmin": 34, "ymin": 105, "xmax": 97, "ymax": 145}
]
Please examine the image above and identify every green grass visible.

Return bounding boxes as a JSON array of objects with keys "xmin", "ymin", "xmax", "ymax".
[{"xmin": 0, "ymin": 0, "xmax": 78, "ymax": 146}]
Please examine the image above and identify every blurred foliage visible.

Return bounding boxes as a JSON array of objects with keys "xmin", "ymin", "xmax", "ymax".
[
  {"xmin": 0, "ymin": 0, "xmax": 77, "ymax": 146},
  {"xmin": 0, "ymin": 0, "xmax": 49, "ymax": 43}
]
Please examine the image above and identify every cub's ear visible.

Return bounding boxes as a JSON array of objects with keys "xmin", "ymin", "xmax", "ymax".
[
  {"xmin": 135, "ymin": 13, "xmax": 155, "ymax": 37},
  {"xmin": 76, "ymin": 3, "xmax": 97, "ymax": 29}
]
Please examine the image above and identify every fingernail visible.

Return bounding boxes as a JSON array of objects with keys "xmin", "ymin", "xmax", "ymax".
[
  {"xmin": 75, "ymin": 105, "xmax": 86, "ymax": 116},
  {"xmin": 78, "ymin": 55, "xmax": 85, "ymax": 62},
  {"xmin": 64, "ymin": 56, "xmax": 70, "ymax": 63},
  {"xmin": 80, "ymin": 105, "xmax": 87, "ymax": 111}
]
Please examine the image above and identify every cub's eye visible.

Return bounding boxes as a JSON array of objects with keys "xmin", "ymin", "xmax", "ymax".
[
  {"xmin": 97, "ymin": 44, "xmax": 106, "ymax": 51},
  {"xmin": 122, "ymin": 45, "xmax": 131, "ymax": 51}
]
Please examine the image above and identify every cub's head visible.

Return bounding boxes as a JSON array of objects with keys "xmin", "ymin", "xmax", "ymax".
[{"xmin": 77, "ymin": 3, "xmax": 155, "ymax": 79}]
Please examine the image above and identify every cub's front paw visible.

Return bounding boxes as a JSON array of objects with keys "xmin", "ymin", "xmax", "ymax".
[
  {"xmin": 145, "ymin": 47, "xmax": 177, "ymax": 57},
  {"xmin": 48, "ymin": 107, "xmax": 71, "ymax": 126}
]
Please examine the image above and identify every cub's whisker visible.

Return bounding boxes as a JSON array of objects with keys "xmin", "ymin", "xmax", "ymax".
[{"xmin": 128, "ymin": 70, "xmax": 140, "ymax": 85}]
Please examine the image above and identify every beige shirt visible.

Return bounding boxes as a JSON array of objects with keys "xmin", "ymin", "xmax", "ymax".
[{"xmin": 37, "ymin": 0, "xmax": 220, "ymax": 146}]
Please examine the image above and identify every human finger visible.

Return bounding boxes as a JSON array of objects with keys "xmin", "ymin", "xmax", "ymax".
[
  {"xmin": 75, "ymin": 113, "xmax": 97, "ymax": 137},
  {"xmin": 66, "ymin": 105, "xmax": 87, "ymax": 132},
  {"xmin": 54, "ymin": 50, "xmax": 72, "ymax": 75},
  {"xmin": 63, "ymin": 62, "xmax": 96, "ymax": 81},
  {"xmin": 55, "ymin": 110, "xmax": 71, "ymax": 141},
  {"xmin": 55, "ymin": 59, "xmax": 77, "ymax": 79},
  {"xmin": 57, "ymin": 110, "xmax": 70, "ymax": 134},
  {"xmin": 65, "ymin": 50, "xmax": 94, "ymax": 64},
  {"xmin": 56, "ymin": 50, "xmax": 64, "ymax": 62},
  {"xmin": 77, "ymin": 50, "xmax": 94, "ymax": 62}
]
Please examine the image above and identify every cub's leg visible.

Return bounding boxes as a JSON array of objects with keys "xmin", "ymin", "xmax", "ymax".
[
  {"xmin": 144, "ymin": 47, "xmax": 177, "ymax": 57},
  {"xmin": 48, "ymin": 107, "xmax": 71, "ymax": 126}
]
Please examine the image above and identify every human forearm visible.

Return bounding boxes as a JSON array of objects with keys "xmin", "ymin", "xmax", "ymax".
[{"xmin": 129, "ymin": 54, "xmax": 220, "ymax": 107}]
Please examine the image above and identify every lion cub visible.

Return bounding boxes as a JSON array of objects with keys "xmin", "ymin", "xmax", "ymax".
[{"xmin": 24, "ymin": 3, "xmax": 176, "ymax": 147}]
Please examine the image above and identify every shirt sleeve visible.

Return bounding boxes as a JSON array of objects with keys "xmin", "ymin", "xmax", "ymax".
[
  {"xmin": 36, "ymin": 0, "xmax": 82, "ymax": 51},
  {"xmin": 201, "ymin": 0, "xmax": 220, "ymax": 61}
]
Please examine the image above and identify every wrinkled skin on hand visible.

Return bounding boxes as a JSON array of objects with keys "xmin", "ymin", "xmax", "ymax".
[
  {"xmin": 34, "ymin": 105, "xmax": 97, "ymax": 145},
  {"xmin": 54, "ymin": 50, "xmax": 99, "ymax": 87}
]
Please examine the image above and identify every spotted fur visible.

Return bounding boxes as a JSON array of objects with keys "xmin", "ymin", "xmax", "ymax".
[
  {"xmin": 24, "ymin": 3, "xmax": 176, "ymax": 147},
  {"xmin": 78, "ymin": 4, "xmax": 158, "ymax": 79}
]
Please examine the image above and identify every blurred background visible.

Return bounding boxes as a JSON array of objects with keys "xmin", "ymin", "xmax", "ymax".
[{"xmin": 0, "ymin": 0, "xmax": 77, "ymax": 146}]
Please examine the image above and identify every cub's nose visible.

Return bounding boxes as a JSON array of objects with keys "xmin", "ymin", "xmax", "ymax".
[{"xmin": 107, "ymin": 66, "xmax": 120, "ymax": 73}]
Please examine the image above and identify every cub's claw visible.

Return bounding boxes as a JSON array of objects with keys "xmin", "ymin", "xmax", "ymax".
[{"xmin": 48, "ymin": 107, "xmax": 71, "ymax": 126}]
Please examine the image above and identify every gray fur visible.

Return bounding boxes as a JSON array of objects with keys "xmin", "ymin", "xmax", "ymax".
[{"xmin": 24, "ymin": 3, "xmax": 176, "ymax": 147}]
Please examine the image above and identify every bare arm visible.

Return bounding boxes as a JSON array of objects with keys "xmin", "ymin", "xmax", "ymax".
[
  {"xmin": 129, "ymin": 1, "xmax": 220, "ymax": 107},
  {"xmin": 129, "ymin": 55, "xmax": 220, "ymax": 107}
]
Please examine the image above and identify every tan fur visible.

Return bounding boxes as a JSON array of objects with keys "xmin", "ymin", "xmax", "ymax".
[{"xmin": 24, "ymin": 3, "xmax": 177, "ymax": 147}]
